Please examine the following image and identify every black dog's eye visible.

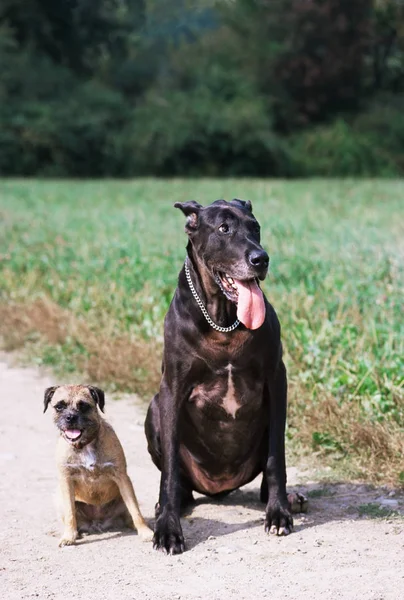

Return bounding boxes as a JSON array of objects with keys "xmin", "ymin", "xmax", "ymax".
[
  {"xmin": 218, "ymin": 223, "xmax": 230, "ymax": 234},
  {"xmin": 54, "ymin": 402, "xmax": 66, "ymax": 413},
  {"xmin": 77, "ymin": 401, "xmax": 91, "ymax": 413}
]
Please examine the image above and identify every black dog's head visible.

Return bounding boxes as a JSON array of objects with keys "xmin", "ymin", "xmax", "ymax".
[
  {"xmin": 43, "ymin": 384, "xmax": 105, "ymax": 447},
  {"xmin": 175, "ymin": 199, "xmax": 269, "ymax": 329}
]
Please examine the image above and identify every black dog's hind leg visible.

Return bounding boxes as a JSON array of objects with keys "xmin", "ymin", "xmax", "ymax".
[
  {"xmin": 260, "ymin": 473, "xmax": 269, "ymax": 504},
  {"xmin": 179, "ymin": 482, "xmax": 195, "ymax": 514},
  {"xmin": 261, "ymin": 476, "xmax": 308, "ymax": 514},
  {"xmin": 260, "ymin": 471, "xmax": 308, "ymax": 513}
]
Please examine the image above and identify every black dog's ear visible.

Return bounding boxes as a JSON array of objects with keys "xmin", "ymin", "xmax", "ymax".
[
  {"xmin": 43, "ymin": 386, "xmax": 58, "ymax": 413},
  {"xmin": 87, "ymin": 386, "xmax": 105, "ymax": 412},
  {"xmin": 174, "ymin": 201, "xmax": 202, "ymax": 232},
  {"xmin": 231, "ymin": 198, "xmax": 253, "ymax": 212}
]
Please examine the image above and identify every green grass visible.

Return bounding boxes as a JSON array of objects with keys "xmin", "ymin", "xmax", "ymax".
[
  {"xmin": 306, "ymin": 488, "xmax": 336, "ymax": 499},
  {"xmin": 358, "ymin": 503, "xmax": 401, "ymax": 519},
  {"xmin": 0, "ymin": 179, "xmax": 403, "ymax": 484}
]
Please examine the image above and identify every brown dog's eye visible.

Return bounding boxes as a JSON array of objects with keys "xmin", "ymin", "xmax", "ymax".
[
  {"xmin": 218, "ymin": 223, "xmax": 230, "ymax": 234},
  {"xmin": 54, "ymin": 402, "xmax": 66, "ymax": 412},
  {"xmin": 78, "ymin": 401, "xmax": 91, "ymax": 413}
]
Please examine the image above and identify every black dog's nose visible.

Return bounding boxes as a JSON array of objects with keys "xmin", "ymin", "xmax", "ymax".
[
  {"xmin": 65, "ymin": 413, "xmax": 77, "ymax": 424},
  {"xmin": 249, "ymin": 249, "xmax": 269, "ymax": 270}
]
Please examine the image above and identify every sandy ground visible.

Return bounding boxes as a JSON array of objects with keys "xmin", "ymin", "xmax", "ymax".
[{"xmin": 1, "ymin": 357, "xmax": 403, "ymax": 600}]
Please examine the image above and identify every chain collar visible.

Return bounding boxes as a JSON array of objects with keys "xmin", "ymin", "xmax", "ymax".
[{"xmin": 184, "ymin": 258, "xmax": 240, "ymax": 333}]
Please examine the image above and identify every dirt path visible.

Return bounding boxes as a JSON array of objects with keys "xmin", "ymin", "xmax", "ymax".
[{"xmin": 1, "ymin": 358, "xmax": 403, "ymax": 600}]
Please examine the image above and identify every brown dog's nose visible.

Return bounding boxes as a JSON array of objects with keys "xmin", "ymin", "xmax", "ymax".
[
  {"xmin": 249, "ymin": 249, "xmax": 269, "ymax": 270},
  {"xmin": 65, "ymin": 412, "xmax": 78, "ymax": 424}
]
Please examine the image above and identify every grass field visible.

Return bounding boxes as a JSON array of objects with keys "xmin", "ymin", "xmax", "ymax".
[{"xmin": 0, "ymin": 179, "xmax": 403, "ymax": 485}]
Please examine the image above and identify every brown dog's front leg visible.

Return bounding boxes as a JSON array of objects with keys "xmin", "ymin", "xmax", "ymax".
[
  {"xmin": 115, "ymin": 473, "xmax": 153, "ymax": 541},
  {"xmin": 153, "ymin": 380, "xmax": 185, "ymax": 555},
  {"xmin": 58, "ymin": 475, "xmax": 78, "ymax": 547},
  {"xmin": 264, "ymin": 360, "xmax": 293, "ymax": 536}
]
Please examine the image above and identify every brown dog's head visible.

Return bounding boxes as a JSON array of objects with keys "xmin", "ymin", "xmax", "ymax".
[{"xmin": 43, "ymin": 385, "xmax": 105, "ymax": 447}]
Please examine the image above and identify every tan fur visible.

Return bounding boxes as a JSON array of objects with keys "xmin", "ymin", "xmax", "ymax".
[
  {"xmin": 221, "ymin": 364, "xmax": 241, "ymax": 419},
  {"xmin": 49, "ymin": 385, "xmax": 153, "ymax": 547}
]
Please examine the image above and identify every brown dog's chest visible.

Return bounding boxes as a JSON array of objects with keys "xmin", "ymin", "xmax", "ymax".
[
  {"xmin": 73, "ymin": 476, "xmax": 120, "ymax": 506},
  {"xmin": 64, "ymin": 444, "xmax": 119, "ymax": 506},
  {"xmin": 64, "ymin": 443, "xmax": 115, "ymax": 473}
]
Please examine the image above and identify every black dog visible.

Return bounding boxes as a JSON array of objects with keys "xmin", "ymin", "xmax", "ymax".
[{"xmin": 145, "ymin": 199, "xmax": 305, "ymax": 555}]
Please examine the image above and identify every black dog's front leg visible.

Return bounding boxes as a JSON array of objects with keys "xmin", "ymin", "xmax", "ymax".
[
  {"xmin": 264, "ymin": 359, "xmax": 293, "ymax": 536},
  {"xmin": 153, "ymin": 380, "xmax": 185, "ymax": 555}
]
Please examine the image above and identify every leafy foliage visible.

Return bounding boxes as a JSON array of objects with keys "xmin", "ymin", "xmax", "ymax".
[
  {"xmin": 0, "ymin": 1, "xmax": 404, "ymax": 175},
  {"xmin": 288, "ymin": 94, "xmax": 404, "ymax": 176}
]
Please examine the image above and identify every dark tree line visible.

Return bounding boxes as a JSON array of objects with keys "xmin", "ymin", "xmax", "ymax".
[{"xmin": 1, "ymin": 0, "xmax": 404, "ymax": 176}]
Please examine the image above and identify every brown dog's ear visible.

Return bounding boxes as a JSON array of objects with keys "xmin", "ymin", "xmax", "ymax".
[
  {"xmin": 43, "ymin": 386, "xmax": 58, "ymax": 413},
  {"xmin": 231, "ymin": 198, "xmax": 253, "ymax": 212},
  {"xmin": 174, "ymin": 201, "xmax": 202, "ymax": 232},
  {"xmin": 87, "ymin": 386, "xmax": 105, "ymax": 412}
]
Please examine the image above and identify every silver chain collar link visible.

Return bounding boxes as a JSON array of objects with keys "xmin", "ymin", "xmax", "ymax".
[{"xmin": 184, "ymin": 258, "xmax": 240, "ymax": 333}]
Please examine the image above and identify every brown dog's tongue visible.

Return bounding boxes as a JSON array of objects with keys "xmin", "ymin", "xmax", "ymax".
[
  {"xmin": 234, "ymin": 279, "xmax": 265, "ymax": 330},
  {"xmin": 65, "ymin": 430, "xmax": 81, "ymax": 440}
]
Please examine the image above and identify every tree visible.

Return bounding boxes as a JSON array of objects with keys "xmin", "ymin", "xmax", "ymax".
[{"xmin": 225, "ymin": 0, "xmax": 372, "ymax": 129}]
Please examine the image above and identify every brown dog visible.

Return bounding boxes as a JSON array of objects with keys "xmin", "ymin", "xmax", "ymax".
[{"xmin": 44, "ymin": 384, "xmax": 153, "ymax": 547}]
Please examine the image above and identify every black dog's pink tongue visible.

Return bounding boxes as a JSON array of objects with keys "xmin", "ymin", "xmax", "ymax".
[
  {"xmin": 64, "ymin": 429, "xmax": 81, "ymax": 440},
  {"xmin": 234, "ymin": 279, "xmax": 265, "ymax": 330}
]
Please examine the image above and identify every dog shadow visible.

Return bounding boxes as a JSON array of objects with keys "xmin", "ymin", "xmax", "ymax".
[
  {"xmin": 178, "ymin": 481, "xmax": 403, "ymax": 551},
  {"xmin": 71, "ymin": 481, "xmax": 402, "ymax": 550},
  {"xmin": 74, "ymin": 529, "xmax": 143, "ymax": 546}
]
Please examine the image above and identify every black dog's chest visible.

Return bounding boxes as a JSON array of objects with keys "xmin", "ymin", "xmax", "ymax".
[{"xmin": 187, "ymin": 362, "xmax": 264, "ymax": 420}]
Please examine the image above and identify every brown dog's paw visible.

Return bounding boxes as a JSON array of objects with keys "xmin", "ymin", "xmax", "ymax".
[
  {"xmin": 288, "ymin": 491, "xmax": 308, "ymax": 514},
  {"xmin": 138, "ymin": 525, "xmax": 154, "ymax": 542},
  {"xmin": 265, "ymin": 501, "xmax": 293, "ymax": 536},
  {"xmin": 58, "ymin": 533, "xmax": 78, "ymax": 547}
]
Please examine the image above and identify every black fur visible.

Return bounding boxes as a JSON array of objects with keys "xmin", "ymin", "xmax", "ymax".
[
  {"xmin": 88, "ymin": 386, "xmax": 105, "ymax": 412},
  {"xmin": 145, "ymin": 199, "xmax": 292, "ymax": 555},
  {"xmin": 43, "ymin": 386, "xmax": 58, "ymax": 413}
]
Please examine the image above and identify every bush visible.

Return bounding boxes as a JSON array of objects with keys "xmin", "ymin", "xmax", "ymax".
[
  {"xmin": 1, "ymin": 2, "xmax": 404, "ymax": 177},
  {"xmin": 0, "ymin": 86, "xmax": 133, "ymax": 177},
  {"xmin": 126, "ymin": 30, "xmax": 294, "ymax": 176},
  {"xmin": 354, "ymin": 95, "xmax": 404, "ymax": 171},
  {"xmin": 288, "ymin": 96, "xmax": 404, "ymax": 176},
  {"xmin": 129, "ymin": 89, "xmax": 293, "ymax": 176},
  {"xmin": 0, "ymin": 47, "xmax": 133, "ymax": 177}
]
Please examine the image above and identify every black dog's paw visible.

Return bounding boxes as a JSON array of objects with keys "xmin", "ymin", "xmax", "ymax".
[
  {"xmin": 287, "ymin": 491, "xmax": 308, "ymax": 514},
  {"xmin": 265, "ymin": 500, "xmax": 293, "ymax": 536},
  {"xmin": 153, "ymin": 509, "xmax": 185, "ymax": 555}
]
